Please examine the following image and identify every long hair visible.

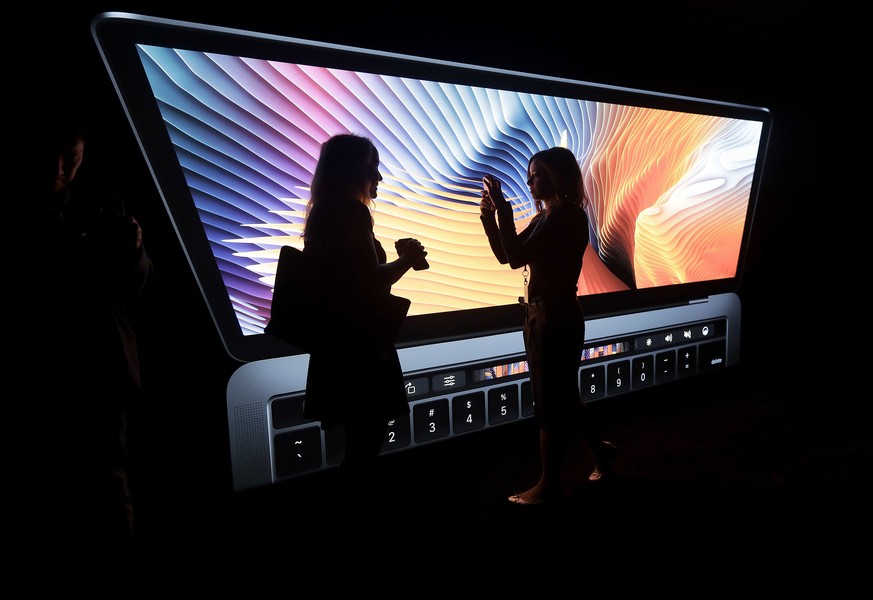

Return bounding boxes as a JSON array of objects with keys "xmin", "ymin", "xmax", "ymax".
[
  {"xmin": 304, "ymin": 133, "xmax": 378, "ymax": 239},
  {"xmin": 528, "ymin": 146, "xmax": 586, "ymax": 212}
]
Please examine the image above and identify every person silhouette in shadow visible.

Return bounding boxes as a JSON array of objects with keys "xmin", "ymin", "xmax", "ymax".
[
  {"xmin": 299, "ymin": 133, "xmax": 427, "ymax": 539},
  {"xmin": 29, "ymin": 105, "xmax": 154, "ymax": 551},
  {"xmin": 480, "ymin": 146, "xmax": 618, "ymax": 505}
]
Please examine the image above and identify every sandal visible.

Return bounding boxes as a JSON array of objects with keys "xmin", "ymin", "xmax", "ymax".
[
  {"xmin": 589, "ymin": 441, "xmax": 619, "ymax": 481},
  {"xmin": 508, "ymin": 493, "xmax": 548, "ymax": 506}
]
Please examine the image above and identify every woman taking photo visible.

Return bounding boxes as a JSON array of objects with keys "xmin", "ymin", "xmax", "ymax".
[{"xmin": 480, "ymin": 146, "xmax": 617, "ymax": 506}]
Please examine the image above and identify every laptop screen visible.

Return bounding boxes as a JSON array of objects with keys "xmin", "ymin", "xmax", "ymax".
[{"xmin": 93, "ymin": 12, "xmax": 771, "ymax": 363}]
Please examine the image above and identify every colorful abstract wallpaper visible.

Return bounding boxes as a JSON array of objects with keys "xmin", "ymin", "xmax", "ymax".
[{"xmin": 138, "ymin": 45, "xmax": 763, "ymax": 336}]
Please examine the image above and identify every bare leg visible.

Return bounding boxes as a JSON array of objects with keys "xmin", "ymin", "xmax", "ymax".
[
  {"xmin": 569, "ymin": 395, "xmax": 618, "ymax": 481},
  {"xmin": 588, "ymin": 440, "xmax": 619, "ymax": 480},
  {"xmin": 508, "ymin": 428, "xmax": 564, "ymax": 504},
  {"xmin": 337, "ymin": 417, "xmax": 388, "ymax": 540}
]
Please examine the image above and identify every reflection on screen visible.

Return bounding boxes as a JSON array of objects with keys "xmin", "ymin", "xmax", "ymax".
[{"xmin": 137, "ymin": 45, "xmax": 763, "ymax": 336}]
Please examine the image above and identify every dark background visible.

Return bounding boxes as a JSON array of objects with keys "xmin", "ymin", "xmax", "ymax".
[{"xmin": 29, "ymin": 2, "xmax": 864, "ymax": 578}]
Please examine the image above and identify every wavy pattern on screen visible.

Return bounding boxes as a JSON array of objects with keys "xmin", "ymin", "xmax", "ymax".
[{"xmin": 138, "ymin": 45, "xmax": 762, "ymax": 336}]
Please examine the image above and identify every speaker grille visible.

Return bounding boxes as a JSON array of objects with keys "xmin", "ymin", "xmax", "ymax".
[{"xmin": 231, "ymin": 402, "xmax": 271, "ymax": 491}]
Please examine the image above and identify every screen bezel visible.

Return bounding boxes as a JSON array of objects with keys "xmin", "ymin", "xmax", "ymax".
[{"xmin": 92, "ymin": 12, "xmax": 771, "ymax": 364}]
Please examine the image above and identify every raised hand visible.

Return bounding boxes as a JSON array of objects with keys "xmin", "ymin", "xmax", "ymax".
[{"xmin": 482, "ymin": 174, "xmax": 509, "ymax": 210}]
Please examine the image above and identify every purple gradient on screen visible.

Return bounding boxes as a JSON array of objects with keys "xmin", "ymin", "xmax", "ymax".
[{"xmin": 138, "ymin": 45, "xmax": 763, "ymax": 336}]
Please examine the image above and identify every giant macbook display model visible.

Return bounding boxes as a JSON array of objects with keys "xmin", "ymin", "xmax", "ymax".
[{"xmin": 92, "ymin": 12, "xmax": 771, "ymax": 491}]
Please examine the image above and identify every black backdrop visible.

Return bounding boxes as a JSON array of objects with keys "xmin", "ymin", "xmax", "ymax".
[{"xmin": 28, "ymin": 2, "xmax": 840, "ymax": 514}]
